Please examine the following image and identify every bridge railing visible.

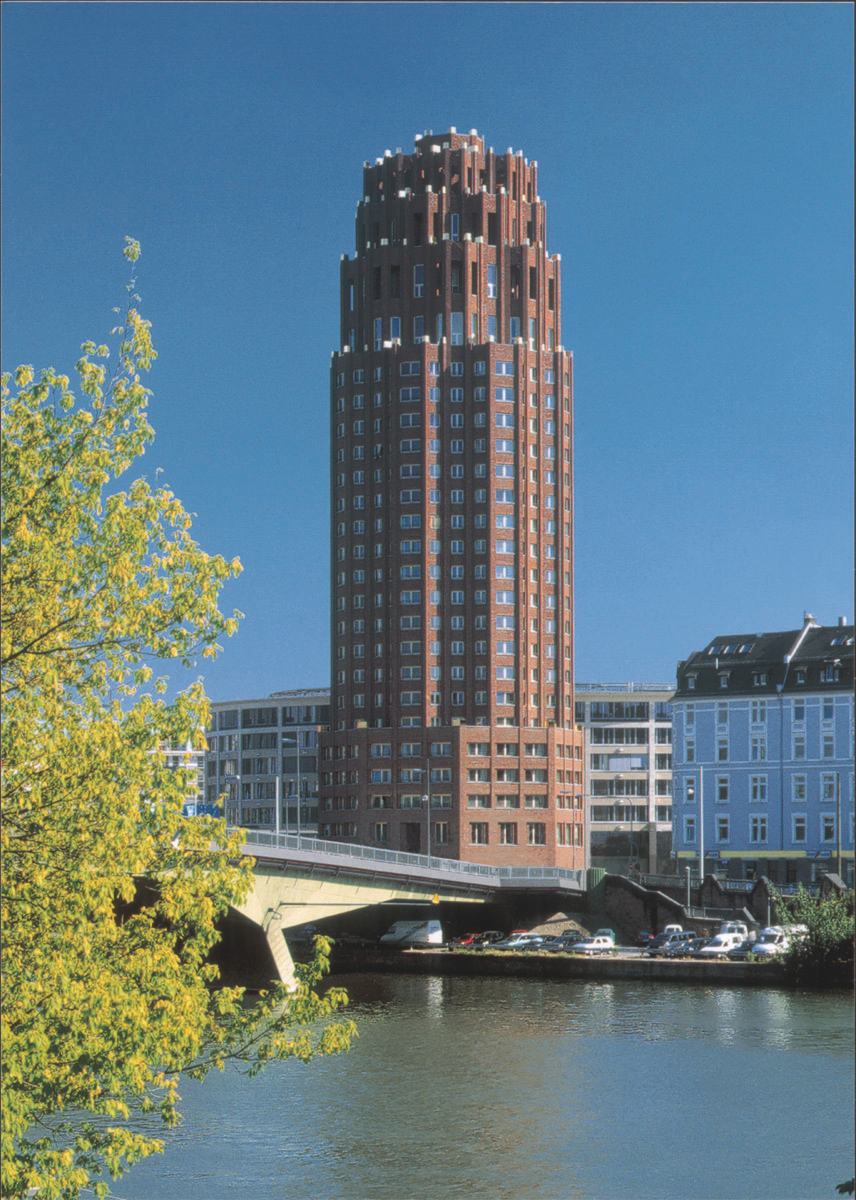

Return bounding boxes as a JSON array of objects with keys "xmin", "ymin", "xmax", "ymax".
[{"xmin": 237, "ymin": 828, "xmax": 584, "ymax": 889}]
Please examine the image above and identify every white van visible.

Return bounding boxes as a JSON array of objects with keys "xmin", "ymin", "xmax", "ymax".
[
  {"xmin": 752, "ymin": 927, "xmax": 788, "ymax": 957},
  {"xmin": 379, "ymin": 920, "xmax": 443, "ymax": 948},
  {"xmin": 699, "ymin": 932, "xmax": 744, "ymax": 957},
  {"xmin": 719, "ymin": 921, "xmax": 753, "ymax": 942}
]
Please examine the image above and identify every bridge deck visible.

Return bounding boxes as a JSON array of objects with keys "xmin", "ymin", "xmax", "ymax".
[{"xmin": 239, "ymin": 829, "xmax": 585, "ymax": 893}]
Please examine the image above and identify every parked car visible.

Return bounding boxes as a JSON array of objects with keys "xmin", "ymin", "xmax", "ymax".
[
  {"xmin": 492, "ymin": 933, "xmax": 547, "ymax": 951},
  {"xmin": 646, "ymin": 931, "xmax": 694, "ymax": 957},
  {"xmin": 636, "ymin": 931, "xmax": 655, "ymax": 949},
  {"xmin": 727, "ymin": 939, "xmax": 758, "ymax": 961},
  {"xmin": 540, "ymin": 933, "xmax": 585, "ymax": 953},
  {"xmin": 595, "ymin": 928, "xmax": 617, "ymax": 944},
  {"xmin": 698, "ymin": 932, "xmax": 744, "ymax": 957},
  {"xmin": 661, "ymin": 932, "xmax": 699, "ymax": 957},
  {"xmin": 672, "ymin": 937, "xmax": 711, "ymax": 958},
  {"xmin": 573, "ymin": 935, "xmax": 615, "ymax": 956},
  {"xmin": 472, "ymin": 930, "xmax": 505, "ymax": 948},
  {"xmin": 449, "ymin": 933, "xmax": 480, "ymax": 950},
  {"xmin": 751, "ymin": 926, "xmax": 797, "ymax": 958},
  {"xmin": 719, "ymin": 921, "xmax": 753, "ymax": 942}
]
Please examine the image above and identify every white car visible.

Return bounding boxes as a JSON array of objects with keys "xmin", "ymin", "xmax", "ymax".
[
  {"xmin": 752, "ymin": 925, "xmax": 807, "ymax": 957},
  {"xmin": 573, "ymin": 935, "xmax": 615, "ymax": 956},
  {"xmin": 698, "ymin": 932, "xmax": 744, "ymax": 957}
]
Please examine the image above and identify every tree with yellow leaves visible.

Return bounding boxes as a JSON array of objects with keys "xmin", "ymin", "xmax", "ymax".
[{"xmin": 1, "ymin": 240, "xmax": 354, "ymax": 1200}]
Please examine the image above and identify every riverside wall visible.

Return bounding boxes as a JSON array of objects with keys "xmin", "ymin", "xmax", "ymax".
[{"xmin": 328, "ymin": 947, "xmax": 805, "ymax": 988}]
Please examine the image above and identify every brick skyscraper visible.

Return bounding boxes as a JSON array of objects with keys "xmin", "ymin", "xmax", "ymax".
[{"xmin": 318, "ymin": 127, "xmax": 585, "ymax": 868}]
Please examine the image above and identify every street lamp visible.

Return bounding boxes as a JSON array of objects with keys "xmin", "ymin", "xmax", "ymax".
[{"xmin": 422, "ymin": 792, "xmax": 430, "ymax": 862}]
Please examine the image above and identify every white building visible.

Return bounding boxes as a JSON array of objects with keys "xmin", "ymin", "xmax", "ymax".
[{"xmin": 575, "ymin": 683, "xmax": 675, "ymax": 875}]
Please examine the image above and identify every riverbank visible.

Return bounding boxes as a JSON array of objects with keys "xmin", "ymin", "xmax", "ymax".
[{"xmin": 328, "ymin": 946, "xmax": 853, "ymax": 988}]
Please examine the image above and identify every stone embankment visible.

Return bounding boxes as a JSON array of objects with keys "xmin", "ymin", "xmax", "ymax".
[{"xmin": 330, "ymin": 946, "xmax": 795, "ymax": 987}]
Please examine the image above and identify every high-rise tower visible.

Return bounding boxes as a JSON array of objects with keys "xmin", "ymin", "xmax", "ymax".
[{"xmin": 319, "ymin": 128, "xmax": 585, "ymax": 868}]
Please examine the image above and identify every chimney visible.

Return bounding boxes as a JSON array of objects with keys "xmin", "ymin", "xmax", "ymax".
[{"xmin": 839, "ymin": 616, "xmax": 847, "ymax": 626}]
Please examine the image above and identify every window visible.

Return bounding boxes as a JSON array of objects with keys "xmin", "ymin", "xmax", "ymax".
[
  {"xmin": 750, "ymin": 775, "xmax": 767, "ymax": 802},
  {"xmin": 527, "ymin": 823, "xmax": 546, "ymax": 846},
  {"xmin": 821, "ymin": 813, "xmax": 836, "ymax": 843},
  {"xmin": 751, "ymin": 737, "xmax": 766, "ymax": 762},
  {"xmin": 684, "ymin": 816, "xmax": 696, "ymax": 844},
  {"xmin": 717, "ymin": 738, "xmax": 728, "ymax": 762},
  {"xmin": 717, "ymin": 777, "xmax": 729, "ymax": 803},
  {"xmin": 751, "ymin": 700, "xmax": 766, "ymax": 724},
  {"xmin": 468, "ymin": 789, "xmax": 490, "ymax": 803},
  {"xmin": 822, "ymin": 733, "xmax": 835, "ymax": 759},
  {"xmin": 470, "ymin": 822, "xmax": 489, "ymax": 845},
  {"xmin": 499, "ymin": 823, "xmax": 518, "ymax": 845},
  {"xmin": 487, "ymin": 263, "xmax": 497, "ymax": 298},
  {"xmin": 792, "ymin": 814, "xmax": 807, "ymax": 843},
  {"xmin": 451, "ymin": 312, "xmax": 463, "ymax": 345},
  {"xmin": 792, "ymin": 775, "xmax": 806, "ymax": 802},
  {"xmin": 793, "ymin": 734, "xmax": 806, "ymax": 760},
  {"xmin": 821, "ymin": 774, "xmax": 836, "ymax": 802},
  {"xmin": 413, "ymin": 265, "xmax": 424, "ymax": 298},
  {"xmin": 716, "ymin": 815, "xmax": 730, "ymax": 843},
  {"xmin": 749, "ymin": 815, "xmax": 768, "ymax": 844}
]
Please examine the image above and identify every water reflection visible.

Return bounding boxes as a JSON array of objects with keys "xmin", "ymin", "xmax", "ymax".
[{"xmin": 113, "ymin": 976, "xmax": 852, "ymax": 1200}]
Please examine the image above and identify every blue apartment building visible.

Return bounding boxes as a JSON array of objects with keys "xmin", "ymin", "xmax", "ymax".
[{"xmin": 671, "ymin": 616, "xmax": 854, "ymax": 887}]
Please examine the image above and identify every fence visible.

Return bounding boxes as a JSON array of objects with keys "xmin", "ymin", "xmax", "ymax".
[{"xmin": 239, "ymin": 827, "xmax": 584, "ymax": 889}]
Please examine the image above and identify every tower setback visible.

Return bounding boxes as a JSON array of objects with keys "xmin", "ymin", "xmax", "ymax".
[{"xmin": 319, "ymin": 128, "xmax": 585, "ymax": 867}]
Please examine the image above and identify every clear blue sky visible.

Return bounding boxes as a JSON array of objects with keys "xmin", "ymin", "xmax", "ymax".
[{"xmin": 3, "ymin": 3, "xmax": 853, "ymax": 700}]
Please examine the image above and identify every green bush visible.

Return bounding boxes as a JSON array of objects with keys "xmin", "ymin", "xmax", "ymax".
[{"xmin": 775, "ymin": 886, "xmax": 854, "ymax": 987}]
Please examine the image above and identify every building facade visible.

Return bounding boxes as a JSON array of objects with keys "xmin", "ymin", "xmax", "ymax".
[
  {"xmin": 161, "ymin": 740, "xmax": 207, "ymax": 815},
  {"xmin": 205, "ymin": 688, "xmax": 331, "ymax": 834},
  {"xmin": 318, "ymin": 127, "xmax": 585, "ymax": 867},
  {"xmin": 671, "ymin": 617, "xmax": 854, "ymax": 887},
  {"xmin": 575, "ymin": 684, "xmax": 674, "ymax": 876}
]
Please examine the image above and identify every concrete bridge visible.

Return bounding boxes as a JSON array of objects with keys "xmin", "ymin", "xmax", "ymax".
[{"xmin": 225, "ymin": 829, "xmax": 585, "ymax": 988}]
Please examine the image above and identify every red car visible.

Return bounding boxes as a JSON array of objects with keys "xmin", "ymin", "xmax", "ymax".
[{"xmin": 449, "ymin": 933, "xmax": 479, "ymax": 949}]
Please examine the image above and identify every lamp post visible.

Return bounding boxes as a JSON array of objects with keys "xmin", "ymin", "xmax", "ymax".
[{"xmin": 422, "ymin": 786, "xmax": 431, "ymax": 863}]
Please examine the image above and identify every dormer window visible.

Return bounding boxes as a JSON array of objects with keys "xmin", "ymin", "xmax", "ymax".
[
  {"xmin": 687, "ymin": 675, "xmax": 697, "ymax": 691},
  {"xmin": 820, "ymin": 665, "xmax": 841, "ymax": 683},
  {"xmin": 795, "ymin": 669, "xmax": 806, "ymax": 685},
  {"xmin": 718, "ymin": 673, "xmax": 729, "ymax": 689},
  {"xmin": 708, "ymin": 645, "xmax": 721, "ymax": 655},
  {"xmin": 752, "ymin": 672, "xmax": 768, "ymax": 687}
]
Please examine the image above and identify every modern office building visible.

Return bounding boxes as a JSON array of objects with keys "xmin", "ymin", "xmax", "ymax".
[
  {"xmin": 205, "ymin": 688, "xmax": 331, "ymax": 834},
  {"xmin": 318, "ymin": 127, "xmax": 585, "ymax": 867},
  {"xmin": 161, "ymin": 740, "xmax": 207, "ymax": 813},
  {"xmin": 671, "ymin": 616, "xmax": 854, "ymax": 887},
  {"xmin": 575, "ymin": 683, "xmax": 675, "ymax": 875}
]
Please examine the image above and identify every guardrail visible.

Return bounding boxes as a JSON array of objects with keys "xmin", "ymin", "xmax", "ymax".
[{"xmin": 237, "ymin": 828, "xmax": 584, "ymax": 889}]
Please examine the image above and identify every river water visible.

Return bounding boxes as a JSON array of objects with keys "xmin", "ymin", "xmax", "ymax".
[{"xmin": 114, "ymin": 974, "xmax": 852, "ymax": 1200}]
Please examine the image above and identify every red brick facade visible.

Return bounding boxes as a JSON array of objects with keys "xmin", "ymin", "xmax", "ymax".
[{"xmin": 319, "ymin": 128, "xmax": 584, "ymax": 868}]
